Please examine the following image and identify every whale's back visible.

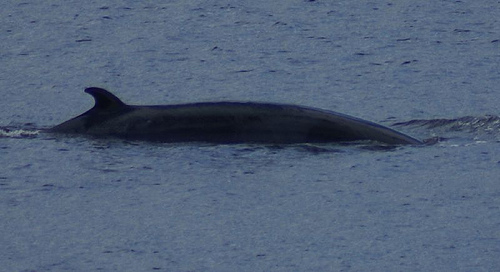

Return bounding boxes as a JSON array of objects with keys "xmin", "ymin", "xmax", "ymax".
[{"xmin": 48, "ymin": 88, "xmax": 422, "ymax": 145}]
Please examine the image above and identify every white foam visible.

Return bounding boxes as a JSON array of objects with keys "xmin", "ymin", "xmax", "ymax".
[{"xmin": 0, "ymin": 128, "xmax": 39, "ymax": 138}]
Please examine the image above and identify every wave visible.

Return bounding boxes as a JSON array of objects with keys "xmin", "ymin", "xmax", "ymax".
[
  {"xmin": 0, "ymin": 126, "xmax": 40, "ymax": 139},
  {"xmin": 393, "ymin": 115, "xmax": 500, "ymax": 143},
  {"xmin": 394, "ymin": 115, "xmax": 500, "ymax": 131}
]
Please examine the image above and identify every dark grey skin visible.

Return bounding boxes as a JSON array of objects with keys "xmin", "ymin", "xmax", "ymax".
[{"xmin": 48, "ymin": 87, "xmax": 423, "ymax": 145}]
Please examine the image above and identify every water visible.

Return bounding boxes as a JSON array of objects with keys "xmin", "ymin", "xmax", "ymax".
[{"xmin": 1, "ymin": 1, "xmax": 499, "ymax": 271}]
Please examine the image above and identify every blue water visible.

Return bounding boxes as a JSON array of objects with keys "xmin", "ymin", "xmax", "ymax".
[{"xmin": 1, "ymin": 1, "xmax": 499, "ymax": 271}]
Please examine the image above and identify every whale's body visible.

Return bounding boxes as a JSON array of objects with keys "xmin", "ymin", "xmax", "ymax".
[{"xmin": 48, "ymin": 87, "xmax": 422, "ymax": 145}]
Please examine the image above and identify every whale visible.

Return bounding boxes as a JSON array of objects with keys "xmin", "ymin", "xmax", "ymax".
[{"xmin": 48, "ymin": 87, "xmax": 423, "ymax": 145}]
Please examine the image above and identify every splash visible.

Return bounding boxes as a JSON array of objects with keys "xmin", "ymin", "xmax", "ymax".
[
  {"xmin": 393, "ymin": 115, "xmax": 500, "ymax": 143},
  {"xmin": 0, "ymin": 127, "xmax": 39, "ymax": 139},
  {"xmin": 393, "ymin": 115, "xmax": 500, "ymax": 133}
]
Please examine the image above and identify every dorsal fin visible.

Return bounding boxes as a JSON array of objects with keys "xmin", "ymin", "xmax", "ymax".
[{"xmin": 84, "ymin": 87, "xmax": 127, "ymax": 111}]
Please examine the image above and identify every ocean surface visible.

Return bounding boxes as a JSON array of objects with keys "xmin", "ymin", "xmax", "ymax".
[{"xmin": 1, "ymin": 1, "xmax": 499, "ymax": 271}]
